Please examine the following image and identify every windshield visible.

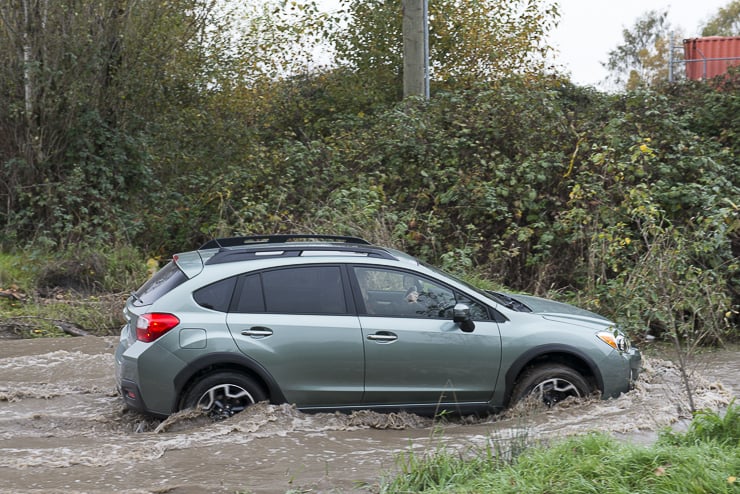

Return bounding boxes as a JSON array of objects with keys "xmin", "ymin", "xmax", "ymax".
[
  {"xmin": 420, "ymin": 262, "xmax": 495, "ymax": 298},
  {"xmin": 420, "ymin": 262, "xmax": 534, "ymax": 312}
]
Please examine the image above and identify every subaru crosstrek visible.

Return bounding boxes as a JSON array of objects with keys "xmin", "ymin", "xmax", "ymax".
[{"xmin": 115, "ymin": 234, "xmax": 641, "ymax": 419}]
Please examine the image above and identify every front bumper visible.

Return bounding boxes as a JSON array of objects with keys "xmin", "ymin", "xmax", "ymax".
[
  {"xmin": 601, "ymin": 347, "xmax": 641, "ymax": 399},
  {"xmin": 628, "ymin": 348, "xmax": 642, "ymax": 388}
]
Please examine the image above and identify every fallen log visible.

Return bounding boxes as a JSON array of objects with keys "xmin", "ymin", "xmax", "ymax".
[
  {"xmin": 0, "ymin": 289, "xmax": 24, "ymax": 301},
  {"xmin": 55, "ymin": 321, "xmax": 91, "ymax": 337},
  {"xmin": 2, "ymin": 316, "xmax": 91, "ymax": 337}
]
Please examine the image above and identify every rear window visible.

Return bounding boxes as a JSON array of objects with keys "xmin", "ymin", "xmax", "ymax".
[
  {"xmin": 262, "ymin": 266, "xmax": 346, "ymax": 314},
  {"xmin": 133, "ymin": 261, "xmax": 187, "ymax": 306}
]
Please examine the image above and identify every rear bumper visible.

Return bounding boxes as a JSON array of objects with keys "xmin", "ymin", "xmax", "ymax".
[
  {"xmin": 118, "ymin": 379, "xmax": 148, "ymax": 413},
  {"xmin": 114, "ymin": 326, "xmax": 189, "ymax": 417},
  {"xmin": 114, "ymin": 325, "xmax": 156, "ymax": 415}
]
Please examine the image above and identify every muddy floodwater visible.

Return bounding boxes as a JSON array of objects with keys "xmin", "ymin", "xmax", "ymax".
[{"xmin": 0, "ymin": 336, "xmax": 737, "ymax": 494}]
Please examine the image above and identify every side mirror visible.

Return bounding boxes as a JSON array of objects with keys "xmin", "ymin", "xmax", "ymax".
[{"xmin": 452, "ymin": 303, "xmax": 475, "ymax": 332}]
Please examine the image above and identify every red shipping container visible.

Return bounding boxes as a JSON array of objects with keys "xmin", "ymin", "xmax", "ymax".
[{"xmin": 683, "ymin": 37, "xmax": 740, "ymax": 80}]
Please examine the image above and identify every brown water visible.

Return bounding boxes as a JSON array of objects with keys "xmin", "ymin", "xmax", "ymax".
[{"xmin": 0, "ymin": 337, "xmax": 736, "ymax": 494}]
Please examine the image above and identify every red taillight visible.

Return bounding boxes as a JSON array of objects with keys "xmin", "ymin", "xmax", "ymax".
[{"xmin": 136, "ymin": 313, "xmax": 180, "ymax": 342}]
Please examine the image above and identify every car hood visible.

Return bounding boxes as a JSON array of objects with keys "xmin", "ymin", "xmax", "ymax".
[{"xmin": 491, "ymin": 291, "xmax": 613, "ymax": 328}]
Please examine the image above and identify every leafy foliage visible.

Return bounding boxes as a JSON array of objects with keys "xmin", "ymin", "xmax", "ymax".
[
  {"xmin": 660, "ymin": 400, "xmax": 740, "ymax": 446},
  {"xmin": 331, "ymin": 0, "xmax": 559, "ymax": 92},
  {"xmin": 0, "ymin": 0, "xmax": 227, "ymax": 247},
  {"xmin": 701, "ymin": 0, "xmax": 740, "ymax": 36},
  {"xmin": 603, "ymin": 10, "xmax": 676, "ymax": 89},
  {"xmin": 0, "ymin": 1, "xmax": 738, "ymax": 345}
]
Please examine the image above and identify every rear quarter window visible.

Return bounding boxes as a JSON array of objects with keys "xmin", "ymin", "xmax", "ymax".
[{"xmin": 193, "ymin": 276, "xmax": 237, "ymax": 312}]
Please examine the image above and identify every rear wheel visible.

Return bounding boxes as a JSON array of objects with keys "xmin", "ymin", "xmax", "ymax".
[
  {"xmin": 511, "ymin": 364, "xmax": 591, "ymax": 407},
  {"xmin": 182, "ymin": 371, "xmax": 266, "ymax": 420}
]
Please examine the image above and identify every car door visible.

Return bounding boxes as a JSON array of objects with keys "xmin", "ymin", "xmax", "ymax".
[
  {"xmin": 352, "ymin": 265, "xmax": 502, "ymax": 406},
  {"xmin": 226, "ymin": 265, "xmax": 364, "ymax": 407}
]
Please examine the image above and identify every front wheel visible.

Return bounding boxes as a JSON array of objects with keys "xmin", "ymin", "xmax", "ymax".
[
  {"xmin": 181, "ymin": 371, "xmax": 266, "ymax": 420},
  {"xmin": 511, "ymin": 364, "xmax": 592, "ymax": 408}
]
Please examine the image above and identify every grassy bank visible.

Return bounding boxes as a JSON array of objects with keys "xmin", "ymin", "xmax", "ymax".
[
  {"xmin": 0, "ymin": 248, "xmax": 147, "ymax": 337},
  {"xmin": 380, "ymin": 403, "xmax": 740, "ymax": 493}
]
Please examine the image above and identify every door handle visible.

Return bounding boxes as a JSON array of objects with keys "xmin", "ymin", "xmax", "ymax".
[
  {"xmin": 367, "ymin": 331, "xmax": 398, "ymax": 342},
  {"xmin": 241, "ymin": 327, "xmax": 273, "ymax": 337}
]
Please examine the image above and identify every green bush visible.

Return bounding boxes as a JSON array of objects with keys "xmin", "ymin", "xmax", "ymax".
[{"xmin": 660, "ymin": 400, "xmax": 740, "ymax": 446}]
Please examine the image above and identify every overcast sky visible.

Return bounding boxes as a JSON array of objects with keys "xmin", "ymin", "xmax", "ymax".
[
  {"xmin": 315, "ymin": 0, "xmax": 732, "ymax": 88},
  {"xmin": 551, "ymin": 0, "xmax": 732, "ymax": 87}
]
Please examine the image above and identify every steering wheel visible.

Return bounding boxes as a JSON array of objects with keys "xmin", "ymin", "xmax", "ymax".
[{"xmin": 438, "ymin": 303, "xmax": 457, "ymax": 317}]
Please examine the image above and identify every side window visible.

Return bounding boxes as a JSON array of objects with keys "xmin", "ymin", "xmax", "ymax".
[
  {"xmin": 233, "ymin": 266, "xmax": 347, "ymax": 315},
  {"xmin": 450, "ymin": 294, "xmax": 491, "ymax": 321},
  {"xmin": 353, "ymin": 267, "xmax": 456, "ymax": 319},
  {"xmin": 354, "ymin": 266, "xmax": 492, "ymax": 320},
  {"xmin": 193, "ymin": 276, "xmax": 237, "ymax": 312}
]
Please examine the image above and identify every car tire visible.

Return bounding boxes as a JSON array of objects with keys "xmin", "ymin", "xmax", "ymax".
[
  {"xmin": 511, "ymin": 363, "xmax": 591, "ymax": 407},
  {"xmin": 181, "ymin": 371, "xmax": 266, "ymax": 420}
]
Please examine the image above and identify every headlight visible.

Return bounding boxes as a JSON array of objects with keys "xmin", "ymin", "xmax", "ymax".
[{"xmin": 597, "ymin": 330, "xmax": 631, "ymax": 353}]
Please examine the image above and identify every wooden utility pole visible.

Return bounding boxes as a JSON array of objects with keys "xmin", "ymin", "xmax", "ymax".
[{"xmin": 402, "ymin": 0, "xmax": 429, "ymax": 99}]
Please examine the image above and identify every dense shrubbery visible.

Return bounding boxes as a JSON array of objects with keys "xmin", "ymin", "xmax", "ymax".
[
  {"xmin": 111, "ymin": 73, "xmax": 738, "ymax": 344},
  {"xmin": 0, "ymin": 1, "xmax": 737, "ymax": 344}
]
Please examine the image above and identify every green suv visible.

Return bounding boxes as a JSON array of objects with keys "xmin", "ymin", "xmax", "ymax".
[{"xmin": 115, "ymin": 235, "xmax": 641, "ymax": 419}]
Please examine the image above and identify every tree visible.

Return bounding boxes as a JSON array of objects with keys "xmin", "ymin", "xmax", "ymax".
[
  {"xmin": 0, "ymin": 0, "xmax": 232, "ymax": 245},
  {"xmin": 230, "ymin": 1, "xmax": 333, "ymax": 83},
  {"xmin": 331, "ymin": 0, "xmax": 559, "ymax": 91},
  {"xmin": 603, "ymin": 10, "xmax": 677, "ymax": 90},
  {"xmin": 246, "ymin": 0, "xmax": 559, "ymax": 98},
  {"xmin": 218, "ymin": 0, "xmax": 561, "ymax": 145},
  {"xmin": 701, "ymin": 0, "xmax": 740, "ymax": 36}
]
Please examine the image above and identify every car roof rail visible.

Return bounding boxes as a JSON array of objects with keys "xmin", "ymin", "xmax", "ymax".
[
  {"xmin": 199, "ymin": 234, "xmax": 371, "ymax": 250},
  {"xmin": 199, "ymin": 234, "xmax": 399, "ymax": 263},
  {"xmin": 205, "ymin": 244, "xmax": 398, "ymax": 264}
]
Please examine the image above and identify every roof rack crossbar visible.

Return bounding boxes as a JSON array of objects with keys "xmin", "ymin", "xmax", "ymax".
[{"xmin": 199, "ymin": 234, "xmax": 371, "ymax": 250}]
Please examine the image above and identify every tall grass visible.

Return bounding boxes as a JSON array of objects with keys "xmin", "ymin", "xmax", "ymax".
[
  {"xmin": 380, "ymin": 403, "xmax": 740, "ymax": 493},
  {"xmin": 0, "ymin": 252, "xmax": 39, "ymax": 291}
]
